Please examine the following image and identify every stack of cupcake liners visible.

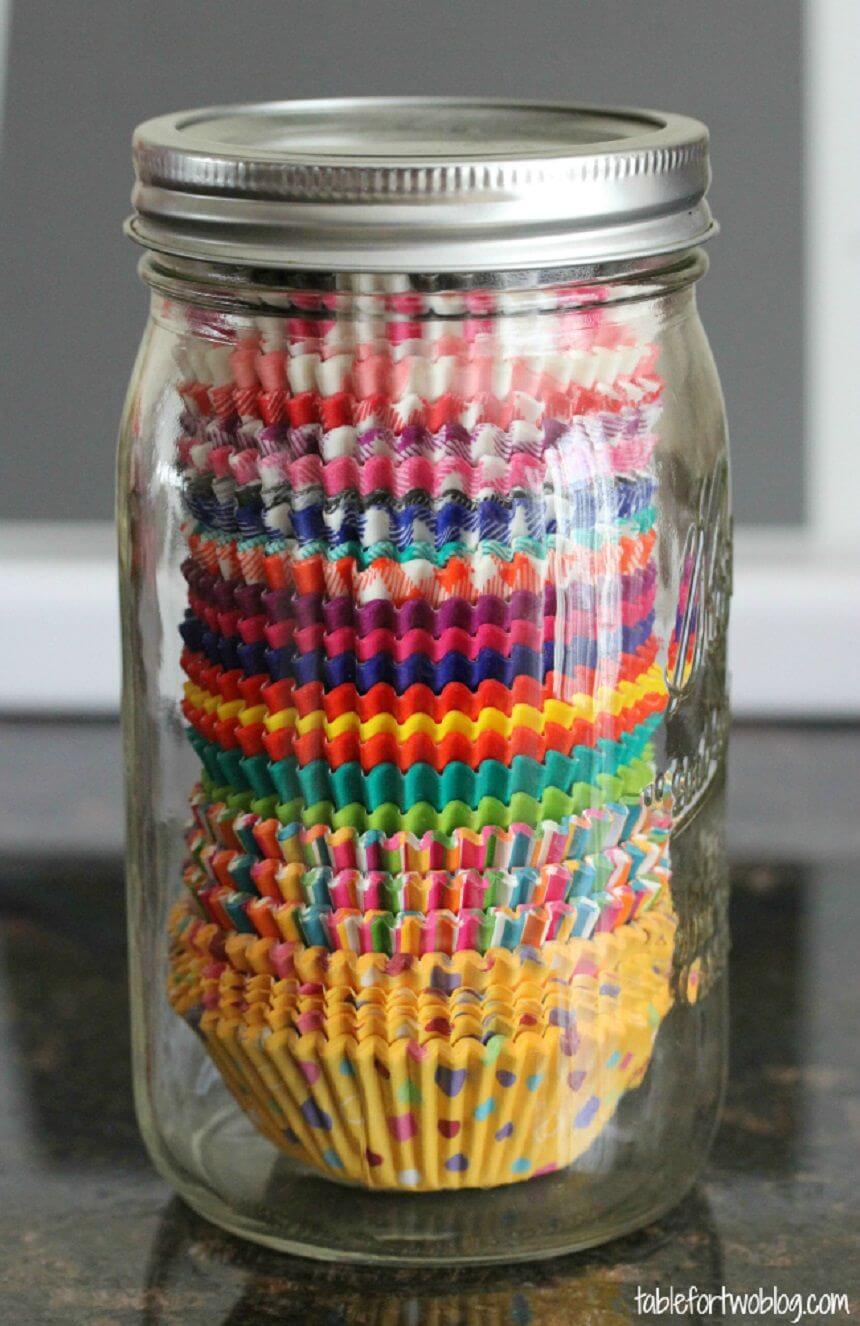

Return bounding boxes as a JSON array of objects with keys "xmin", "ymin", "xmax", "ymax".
[
  {"xmin": 165, "ymin": 286, "xmax": 682, "ymax": 1189},
  {"xmin": 167, "ymin": 890, "xmax": 676, "ymax": 1189}
]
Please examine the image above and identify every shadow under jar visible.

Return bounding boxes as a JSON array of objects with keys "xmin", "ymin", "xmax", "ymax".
[{"xmin": 118, "ymin": 98, "xmax": 731, "ymax": 1265}]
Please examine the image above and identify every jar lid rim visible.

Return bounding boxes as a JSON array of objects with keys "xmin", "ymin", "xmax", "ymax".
[{"xmin": 129, "ymin": 97, "xmax": 716, "ymax": 272}]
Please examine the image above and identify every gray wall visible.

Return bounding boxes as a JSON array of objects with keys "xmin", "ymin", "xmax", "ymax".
[{"xmin": 0, "ymin": 0, "xmax": 804, "ymax": 525}]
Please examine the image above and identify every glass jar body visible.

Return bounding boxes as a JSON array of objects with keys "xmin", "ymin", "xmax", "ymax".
[{"xmin": 118, "ymin": 259, "xmax": 731, "ymax": 1264}]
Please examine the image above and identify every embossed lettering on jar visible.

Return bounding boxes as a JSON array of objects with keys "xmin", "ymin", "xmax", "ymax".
[{"xmin": 118, "ymin": 98, "xmax": 731, "ymax": 1264}]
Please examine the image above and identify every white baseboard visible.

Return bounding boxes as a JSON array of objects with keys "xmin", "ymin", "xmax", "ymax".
[{"xmin": 1, "ymin": 521, "xmax": 858, "ymax": 717}]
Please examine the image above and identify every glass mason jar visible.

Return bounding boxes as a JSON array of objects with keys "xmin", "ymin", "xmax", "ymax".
[{"xmin": 119, "ymin": 100, "xmax": 731, "ymax": 1264}]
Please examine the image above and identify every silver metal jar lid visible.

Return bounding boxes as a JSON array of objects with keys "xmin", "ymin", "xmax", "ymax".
[{"xmin": 128, "ymin": 97, "xmax": 714, "ymax": 273}]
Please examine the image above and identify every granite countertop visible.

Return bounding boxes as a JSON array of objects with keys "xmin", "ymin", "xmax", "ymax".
[{"xmin": 1, "ymin": 723, "xmax": 858, "ymax": 1324}]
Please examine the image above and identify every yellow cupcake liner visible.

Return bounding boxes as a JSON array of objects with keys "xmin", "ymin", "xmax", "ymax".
[
  {"xmin": 199, "ymin": 970, "xmax": 602, "ymax": 1046},
  {"xmin": 168, "ymin": 889, "xmax": 669, "ymax": 996},
  {"xmin": 168, "ymin": 895, "xmax": 676, "ymax": 1190},
  {"xmin": 198, "ymin": 987, "xmax": 670, "ymax": 1190}
]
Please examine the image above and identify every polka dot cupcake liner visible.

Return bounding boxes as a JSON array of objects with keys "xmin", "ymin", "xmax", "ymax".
[
  {"xmin": 169, "ymin": 894, "xmax": 676, "ymax": 1190},
  {"xmin": 168, "ymin": 889, "xmax": 673, "ymax": 997}
]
